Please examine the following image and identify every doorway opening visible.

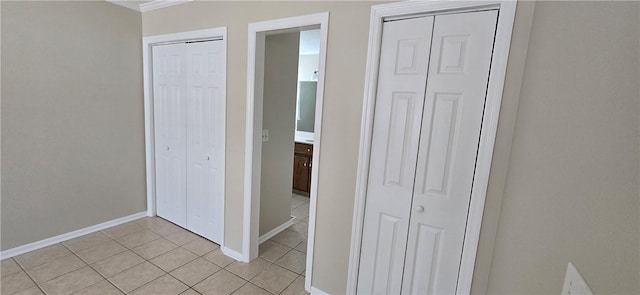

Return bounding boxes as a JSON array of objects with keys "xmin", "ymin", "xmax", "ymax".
[{"xmin": 243, "ymin": 13, "xmax": 329, "ymax": 292}]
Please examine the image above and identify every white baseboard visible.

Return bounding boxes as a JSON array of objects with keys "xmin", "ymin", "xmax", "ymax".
[
  {"xmin": 221, "ymin": 246, "xmax": 246, "ymax": 262},
  {"xmin": 0, "ymin": 211, "xmax": 147, "ymax": 259},
  {"xmin": 309, "ymin": 286, "xmax": 330, "ymax": 295},
  {"xmin": 258, "ymin": 217, "xmax": 295, "ymax": 245}
]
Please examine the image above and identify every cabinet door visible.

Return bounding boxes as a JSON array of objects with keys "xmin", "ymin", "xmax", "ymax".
[
  {"xmin": 357, "ymin": 16, "xmax": 434, "ymax": 295},
  {"xmin": 401, "ymin": 10, "xmax": 498, "ymax": 295},
  {"xmin": 185, "ymin": 40, "xmax": 225, "ymax": 244},
  {"xmin": 153, "ymin": 43, "xmax": 187, "ymax": 228},
  {"xmin": 292, "ymin": 154, "xmax": 310, "ymax": 192}
]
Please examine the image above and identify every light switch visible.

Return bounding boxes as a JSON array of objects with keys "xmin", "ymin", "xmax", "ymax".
[
  {"xmin": 561, "ymin": 262, "xmax": 593, "ymax": 295},
  {"xmin": 262, "ymin": 130, "xmax": 269, "ymax": 142}
]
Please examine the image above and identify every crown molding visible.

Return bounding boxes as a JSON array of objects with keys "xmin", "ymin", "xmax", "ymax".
[
  {"xmin": 139, "ymin": 0, "xmax": 193, "ymax": 12},
  {"xmin": 106, "ymin": 0, "xmax": 142, "ymax": 12},
  {"xmin": 106, "ymin": 0, "xmax": 192, "ymax": 13}
]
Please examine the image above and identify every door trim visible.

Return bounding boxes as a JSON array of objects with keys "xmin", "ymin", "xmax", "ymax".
[
  {"xmin": 243, "ymin": 12, "xmax": 329, "ymax": 293},
  {"xmin": 142, "ymin": 27, "xmax": 227, "ymax": 246},
  {"xmin": 346, "ymin": 1, "xmax": 517, "ymax": 294}
]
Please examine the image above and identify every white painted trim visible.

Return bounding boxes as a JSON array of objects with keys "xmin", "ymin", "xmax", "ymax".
[
  {"xmin": 221, "ymin": 246, "xmax": 245, "ymax": 261},
  {"xmin": 346, "ymin": 1, "xmax": 517, "ymax": 294},
  {"xmin": 142, "ymin": 27, "xmax": 227, "ymax": 246},
  {"xmin": 139, "ymin": 0, "xmax": 193, "ymax": 12},
  {"xmin": 244, "ymin": 13, "xmax": 330, "ymax": 293},
  {"xmin": 258, "ymin": 217, "xmax": 295, "ymax": 244},
  {"xmin": 106, "ymin": 0, "xmax": 143, "ymax": 12},
  {"xmin": 0, "ymin": 212, "xmax": 146, "ymax": 259},
  {"xmin": 309, "ymin": 286, "xmax": 330, "ymax": 295}
]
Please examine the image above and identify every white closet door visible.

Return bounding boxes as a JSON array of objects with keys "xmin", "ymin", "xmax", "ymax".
[
  {"xmin": 153, "ymin": 43, "xmax": 188, "ymax": 227},
  {"xmin": 185, "ymin": 40, "xmax": 224, "ymax": 243},
  {"xmin": 357, "ymin": 16, "xmax": 434, "ymax": 295},
  {"xmin": 401, "ymin": 10, "xmax": 498, "ymax": 294}
]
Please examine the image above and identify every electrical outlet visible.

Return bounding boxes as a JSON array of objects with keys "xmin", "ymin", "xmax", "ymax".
[
  {"xmin": 561, "ymin": 262, "xmax": 593, "ymax": 295},
  {"xmin": 262, "ymin": 130, "xmax": 269, "ymax": 142}
]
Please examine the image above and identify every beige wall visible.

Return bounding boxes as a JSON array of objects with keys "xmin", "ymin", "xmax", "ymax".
[
  {"xmin": 142, "ymin": 1, "xmax": 639, "ymax": 294},
  {"xmin": 143, "ymin": 2, "xmax": 380, "ymax": 292},
  {"xmin": 259, "ymin": 32, "xmax": 299, "ymax": 236},
  {"xmin": 1, "ymin": 1, "xmax": 145, "ymax": 250},
  {"xmin": 485, "ymin": 1, "xmax": 639, "ymax": 293}
]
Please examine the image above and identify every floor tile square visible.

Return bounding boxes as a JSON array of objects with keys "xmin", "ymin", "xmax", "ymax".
[
  {"xmin": 62, "ymin": 232, "xmax": 112, "ymax": 253},
  {"xmin": 148, "ymin": 221, "xmax": 183, "ymax": 237},
  {"xmin": 1, "ymin": 258, "xmax": 22, "ymax": 278},
  {"xmin": 291, "ymin": 195, "xmax": 309, "ymax": 208},
  {"xmin": 259, "ymin": 240, "xmax": 291, "ymax": 262},
  {"xmin": 225, "ymin": 258, "xmax": 271, "ymax": 280},
  {"xmin": 103, "ymin": 222, "xmax": 145, "ymax": 239},
  {"xmin": 26, "ymin": 254, "xmax": 86, "ymax": 283},
  {"xmin": 275, "ymin": 249, "xmax": 306, "ymax": 274},
  {"xmin": 202, "ymin": 249, "xmax": 234, "ymax": 268},
  {"xmin": 182, "ymin": 237, "xmax": 219, "ymax": 256},
  {"xmin": 250, "ymin": 264, "xmax": 298, "ymax": 294},
  {"xmin": 289, "ymin": 221, "xmax": 308, "ymax": 236},
  {"xmin": 271, "ymin": 230, "xmax": 305, "ymax": 248},
  {"xmin": 170, "ymin": 258, "xmax": 221, "ymax": 287},
  {"xmin": 180, "ymin": 289, "xmax": 200, "ymax": 295},
  {"xmin": 132, "ymin": 238, "xmax": 178, "ymax": 260},
  {"xmin": 193, "ymin": 269, "xmax": 245, "ymax": 295},
  {"xmin": 74, "ymin": 280, "xmax": 123, "ymax": 295},
  {"xmin": 281, "ymin": 275, "xmax": 309, "ymax": 295},
  {"xmin": 108, "ymin": 262, "xmax": 164, "ymax": 293},
  {"xmin": 1, "ymin": 271, "xmax": 37, "ymax": 294},
  {"xmin": 291, "ymin": 204, "xmax": 309, "ymax": 219},
  {"xmin": 39, "ymin": 266, "xmax": 103, "ymax": 295},
  {"xmin": 150, "ymin": 247, "xmax": 197, "ymax": 272},
  {"xmin": 164, "ymin": 230, "xmax": 199, "ymax": 246},
  {"xmin": 232, "ymin": 282, "xmax": 272, "ymax": 295},
  {"xmin": 76, "ymin": 240, "xmax": 127, "ymax": 264},
  {"xmin": 130, "ymin": 274, "xmax": 189, "ymax": 295},
  {"xmin": 13, "ymin": 286, "xmax": 44, "ymax": 295},
  {"xmin": 117, "ymin": 229, "xmax": 161, "ymax": 248},
  {"xmin": 91, "ymin": 250, "xmax": 145, "ymax": 277},
  {"xmin": 294, "ymin": 240, "xmax": 308, "ymax": 254},
  {"xmin": 15, "ymin": 244, "xmax": 71, "ymax": 270}
]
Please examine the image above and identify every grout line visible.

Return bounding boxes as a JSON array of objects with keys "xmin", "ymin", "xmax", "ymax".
[
  {"xmin": 11, "ymin": 257, "xmax": 47, "ymax": 295},
  {"xmin": 59, "ymin": 243, "xmax": 124, "ymax": 295}
]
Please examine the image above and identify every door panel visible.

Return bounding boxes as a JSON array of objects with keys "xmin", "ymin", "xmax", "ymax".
[
  {"xmin": 153, "ymin": 43, "xmax": 187, "ymax": 227},
  {"xmin": 401, "ymin": 10, "xmax": 498, "ymax": 294},
  {"xmin": 357, "ymin": 16, "xmax": 434, "ymax": 295},
  {"xmin": 185, "ymin": 40, "xmax": 224, "ymax": 243}
]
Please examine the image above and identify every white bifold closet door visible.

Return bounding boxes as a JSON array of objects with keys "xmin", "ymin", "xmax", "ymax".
[
  {"xmin": 357, "ymin": 10, "xmax": 498, "ymax": 295},
  {"xmin": 152, "ymin": 40, "xmax": 224, "ymax": 244}
]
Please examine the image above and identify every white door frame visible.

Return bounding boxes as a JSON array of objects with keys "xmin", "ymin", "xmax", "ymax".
[
  {"xmin": 346, "ymin": 1, "xmax": 516, "ymax": 294},
  {"xmin": 243, "ymin": 12, "xmax": 329, "ymax": 293},
  {"xmin": 142, "ymin": 27, "xmax": 227, "ymax": 246}
]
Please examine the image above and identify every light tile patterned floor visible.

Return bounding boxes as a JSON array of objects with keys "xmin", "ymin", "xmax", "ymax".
[{"xmin": 0, "ymin": 195, "xmax": 311, "ymax": 295}]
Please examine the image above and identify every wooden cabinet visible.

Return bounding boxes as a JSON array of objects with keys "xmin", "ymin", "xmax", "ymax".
[{"xmin": 292, "ymin": 142, "xmax": 313, "ymax": 193}]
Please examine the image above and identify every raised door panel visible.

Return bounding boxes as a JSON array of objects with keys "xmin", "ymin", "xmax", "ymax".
[
  {"xmin": 401, "ymin": 10, "xmax": 498, "ymax": 295},
  {"xmin": 152, "ymin": 43, "xmax": 187, "ymax": 228},
  {"xmin": 185, "ymin": 40, "xmax": 224, "ymax": 243},
  {"xmin": 357, "ymin": 16, "xmax": 434, "ymax": 295}
]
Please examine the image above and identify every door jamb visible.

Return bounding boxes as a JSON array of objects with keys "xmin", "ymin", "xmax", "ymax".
[
  {"xmin": 142, "ymin": 27, "xmax": 227, "ymax": 246},
  {"xmin": 346, "ymin": 1, "xmax": 517, "ymax": 294},
  {"xmin": 243, "ymin": 12, "xmax": 329, "ymax": 293}
]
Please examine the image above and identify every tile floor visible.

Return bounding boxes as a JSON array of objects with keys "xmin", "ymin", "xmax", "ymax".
[{"xmin": 1, "ymin": 194, "xmax": 311, "ymax": 295}]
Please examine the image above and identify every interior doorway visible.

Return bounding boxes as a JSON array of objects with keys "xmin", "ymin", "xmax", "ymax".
[{"xmin": 243, "ymin": 13, "xmax": 329, "ymax": 292}]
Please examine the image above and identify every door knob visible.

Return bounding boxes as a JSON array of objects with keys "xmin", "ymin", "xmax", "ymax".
[
  {"xmin": 166, "ymin": 146, "xmax": 170, "ymax": 150},
  {"xmin": 206, "ymin": 155, "xmax": 210, "ymax": 160},
  {"xmin": 416, "ymin": 206, "xmax": 424, "ymax": 212}
]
